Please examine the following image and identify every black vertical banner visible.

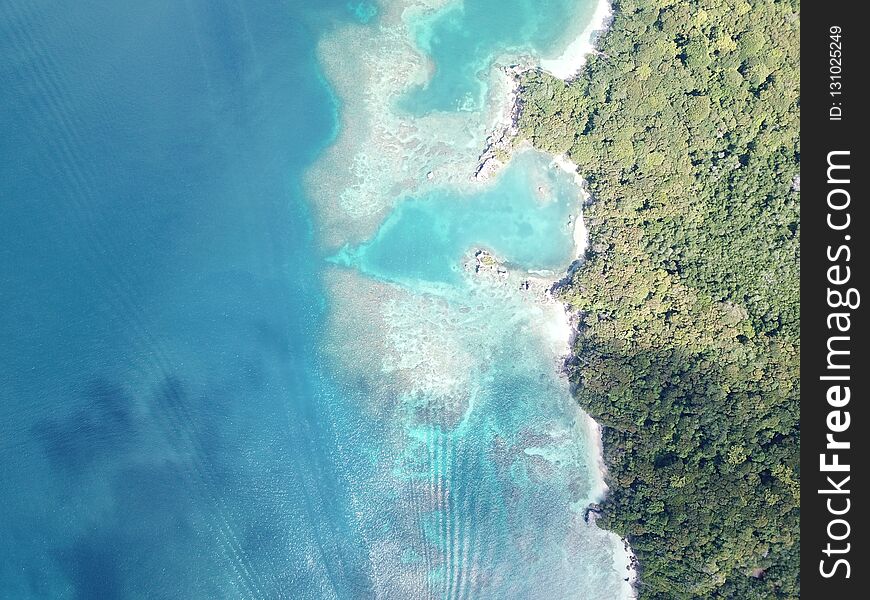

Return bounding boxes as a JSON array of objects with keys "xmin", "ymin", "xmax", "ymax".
[{"xmin": 802, "ymin": 2, "xmax": 867, "ymax": 595}]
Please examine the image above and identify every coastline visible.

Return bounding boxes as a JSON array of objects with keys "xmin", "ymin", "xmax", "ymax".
[
  {"xmin": 540, "ymin": 0, "xmax": 613, "ymax": 80},
  {"xmin": 515, "ymin": 0, "xmax": 802, "ymax": 594},
  {"xmin": 309, "ymin": 0, "xmax": 639, "ymax": 594},
  {"xmin": 439, "ymin": 0, "xmax": 640, "ymax": 591},
  {"xmin": 585, "ymin": 418, "xmax": 639, "ymax": 593},
  {"xmin": 550, "ymin": 154, "xmax": 589, "ymax": 259},
  {"xmin": 463, "ymin": 244, "xmax": 637, "ymax": 596},
  {"xmin": 543, "ymin": 231, "xmax": 639, "ymax": 596},
  {"xmin": 531, "ymin": 0, "xmax": 642, "ymax": 594}
]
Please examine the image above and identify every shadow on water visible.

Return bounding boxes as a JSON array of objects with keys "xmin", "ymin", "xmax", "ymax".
[
  {"xmin": 53, "ymin": 536, "xmax": 123, "ymax": 600},
  {"xmin": 31, "ymin": 380, "xmax": 139, "ymax": 473},
  {"xmin": 27, "ymin": 367, "xmax": 378, "ymax": 598}
]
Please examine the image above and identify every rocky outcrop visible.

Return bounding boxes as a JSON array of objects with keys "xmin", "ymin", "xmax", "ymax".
[
  {"xmin": 473, "ymin": 65, "xmax": 528, "ymax": 181},
  {"xmin": 464, "ymin": 248, "xmax": 560, "ymax": 300},
  {"xmin": 467, "ymin": 249, "xmax": 509, "ymax": 278}
]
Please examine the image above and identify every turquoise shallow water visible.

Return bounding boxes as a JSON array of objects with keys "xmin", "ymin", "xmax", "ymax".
[
  {"xmin": 400, "ymin": 0, "xmax": 594, "ymax": 113},
  {"xmin": 1, "ymin": 0, "xmax": 629, "ymax": 598},
  {"xmin": 332, "ymin": 151, "xmax": 579, "ymax": 286}
]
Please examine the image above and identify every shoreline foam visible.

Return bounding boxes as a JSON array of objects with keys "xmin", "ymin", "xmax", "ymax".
[
  {"xmin": 539, "ymin": 0, "xmax": 613, "ymax": 80},
  {"xmin": 539, "ymin": 2, "xmax": 641, "ymax": 594},
  {"xmin": 309, "ymin": 0, "xmax": 637, "ymax": 595}
]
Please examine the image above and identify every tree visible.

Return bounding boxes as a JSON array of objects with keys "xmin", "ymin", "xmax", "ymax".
[{"xmin": 518, "ymin": 0, "xmax": 800, "ymax": 597}]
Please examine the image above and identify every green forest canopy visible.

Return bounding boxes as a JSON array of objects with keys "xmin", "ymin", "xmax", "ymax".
[{"xmin": 518, "ymin": 0, "xmax": 800, "ymax": 597}]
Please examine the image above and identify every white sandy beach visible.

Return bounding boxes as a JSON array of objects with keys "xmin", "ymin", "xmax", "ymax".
[
  {"xmin": 540, "ymin": 2, "xmax": 641, "ymax": 594},
  {"xmin": 317, "ymin": 0, "xmax": 639, "ymax": 592},
  {"xmin": 540, "ymin": 0, "xmax": 613, "ymax": 80}
]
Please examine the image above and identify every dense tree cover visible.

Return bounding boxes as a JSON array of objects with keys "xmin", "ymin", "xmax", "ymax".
[{"xmin": 518, "ymin": 0, "xmax": 799, "ymax": 597}]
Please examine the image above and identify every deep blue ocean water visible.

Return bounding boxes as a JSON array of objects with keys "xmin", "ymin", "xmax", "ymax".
[
  {"xmin": 1, "ymin": 1, "xmax": 376, "ymax": 597},
  {"xmin": 1, "ymin": 1, "xmax": 630, "ymax": 598}
]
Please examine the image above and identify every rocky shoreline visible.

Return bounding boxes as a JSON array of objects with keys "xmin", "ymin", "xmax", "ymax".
[
  {"xmin": 468, "ymin": 3, "xmax": 640, "ymax": 595},
  {"xmin": 464, "ymin": 248, "xmax": 560, "ymax": 301},
  {"xmin": 473, "ymin": 64, "xmax": 529, "ymax": 182},
  {"xmin": 465, "ymin": 2, "xmax": 640, "ymax": 595},
  {"xmin": 464, "ymin": 245, "xmax": 640, "ymax": 597}
]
